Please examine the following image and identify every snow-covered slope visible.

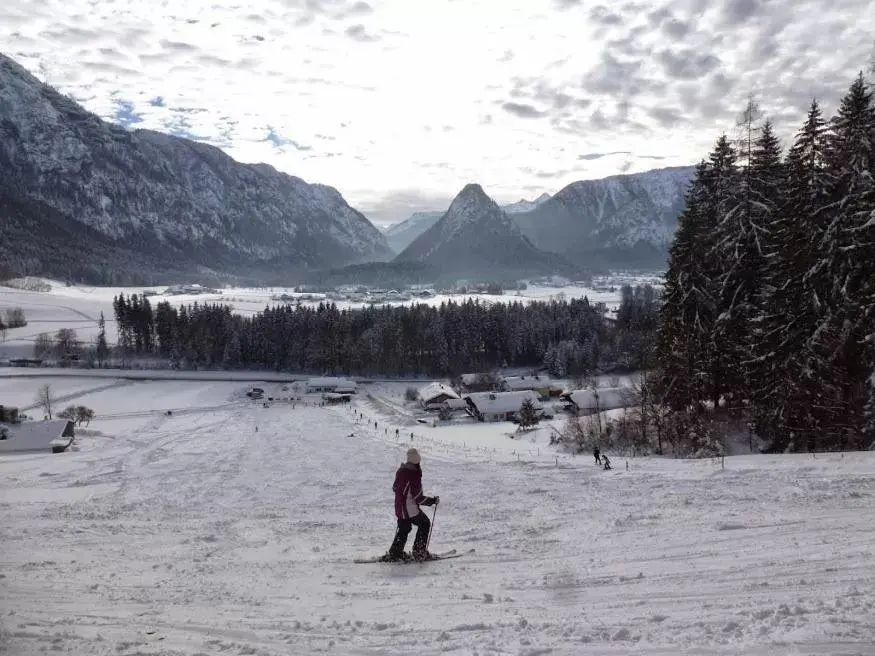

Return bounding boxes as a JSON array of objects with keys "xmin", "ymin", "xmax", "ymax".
[
  {"xmin": 0, "ymin": 54, "xmax": 392, "ymax": 283},
  {"xmin": 513, "ymin": 166, "xmax": 694, "ymax": 263},
  {"xmin": 385, "ymin": 193, "xmax": 552, "ymax": 253},
  {"xmin": 394, "ymin": 184, "xmax": 563, "ymax": 277},
  {"xmin": 1, "ymin": 375, "xmax": 873, "ymax": 655}
]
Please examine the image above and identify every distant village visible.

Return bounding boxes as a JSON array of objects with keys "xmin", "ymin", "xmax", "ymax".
[
  {"xmin": 124, "ymin": 272, "xmax": 662, "ymax": 309},
  {"xmin": 252, "ymin": 372, "xmax": 633, "ymax": 429}
]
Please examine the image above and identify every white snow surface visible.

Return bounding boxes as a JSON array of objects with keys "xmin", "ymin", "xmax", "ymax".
[{"xmin": 1, "ymin": 377, "xmax": 874, "ymax": 656}]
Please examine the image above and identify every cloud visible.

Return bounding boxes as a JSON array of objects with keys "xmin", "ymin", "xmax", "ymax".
[
  {"xmin": 159, "ymin": 39, "xmax": 199, "ymax": 53},
  {"xmin": 501, "ymin": 102, "xmax": 547, "ymax": 119},
  {"xmin": 2, "ymin": 0, "xmax": 872, "ymax": 224},
  {"xmin": 657, "ymin": 48, "xmax": 721, "ymax": 80},
  {"xmin": 578, "ymin": 151, "xmax": 632, "ymax": 160},
  {"xmin": 720, "ymin": 0, "xmax": 760, "ymax": 25},
  {"xmin": 113, "ymin": 98, "xmax": 143, "ymax": 126},
  {"xmin": 589, "ymin": 6, "xmax": 624, "ymax": 26},
  {"xmin": 344, "ymin": 24, "xmax": 379, "ymax": 42},
  {"xmin": 264, "ymin": 126, "xmax": 312, "ymax": 151}
]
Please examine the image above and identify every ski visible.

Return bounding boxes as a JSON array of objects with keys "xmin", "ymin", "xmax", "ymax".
[{"xmin": 354, "ymin": 548, "xmax": 474, "ymax": 564}]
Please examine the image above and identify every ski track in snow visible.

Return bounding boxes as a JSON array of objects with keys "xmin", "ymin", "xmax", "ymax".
[{"xmin": 1, "ymin": 388, "xmax": 875, "ymax": 656}]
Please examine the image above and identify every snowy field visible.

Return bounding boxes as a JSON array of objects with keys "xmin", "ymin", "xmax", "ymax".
[
  {"xmin": 2, "ymin": 378, "xmax": 874, "ymax": 655},
  {"xmin": 0, "ymin": 275, "xmax": 655, "ymax": 360}
]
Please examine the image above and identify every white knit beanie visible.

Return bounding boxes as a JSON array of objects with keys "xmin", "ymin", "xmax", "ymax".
[{"xmin": 406, "ymin": 447, "xmax": 421, "ymax": 464}]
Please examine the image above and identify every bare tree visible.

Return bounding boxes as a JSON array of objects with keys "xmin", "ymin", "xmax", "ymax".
[
  {"xmin": 4, "ymin": 307, "xmax": 27, "ymax": 328},
  {"xmin": 76, "ymin": 406, "xmax": 95, "ymax": 426},
  {"xmin": 33, "ymin": 332, "xmax": 54, "ymax": 358},
  {"xmin": 54, "ymin": 328, "xmax": 81, "ymax": 359},
  {"xmin": 35, "ymin": 384, "xmax": 55, "ymax": 420}
]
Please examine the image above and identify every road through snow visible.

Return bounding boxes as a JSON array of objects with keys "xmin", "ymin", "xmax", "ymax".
[{"xmin": 1, "ymin": 395, "xmax": 874, "ymax": 655}]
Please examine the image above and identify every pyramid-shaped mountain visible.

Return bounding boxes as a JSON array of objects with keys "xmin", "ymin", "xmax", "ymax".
[{"xmin": 394, "ymin": 184, "xmax": 565, "ymax": 277}]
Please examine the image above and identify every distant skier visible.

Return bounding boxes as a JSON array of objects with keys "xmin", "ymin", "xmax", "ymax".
[
  {"xmin": 382, "ymin": 448, "xmax": 439, "ymax": 562},
  {"xmin": 593, "ymin": 446, "xmax": 601, "ymax": 465},
  {"xmin": 602, "ymin": 455, "xmax": 611, "ymax": 471}
]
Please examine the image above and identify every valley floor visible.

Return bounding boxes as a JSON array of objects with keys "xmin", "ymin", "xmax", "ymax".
[{"xmin": 1, "ymin": 381, "xmax": 874, "ymax": 655}]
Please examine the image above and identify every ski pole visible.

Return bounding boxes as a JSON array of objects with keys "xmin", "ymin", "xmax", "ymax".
[{"xmin": 426, "ymin": 502, "xmax": 438, "ymax": 551}]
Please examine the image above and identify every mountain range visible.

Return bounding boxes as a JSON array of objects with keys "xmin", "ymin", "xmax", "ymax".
[
  {"xmin": 0, "ymin": 53, "xmax": 392, "ymax": 285},
  {"xmin": 382, "ymin": 192, "xmax": 551, "ymax": 253},
  {"xmin": 394, "ymin": 184, "xmax": 563, "ymax": 279},
  {"xmin": 0, "ymin": 53, "xmax": 693, "ymax": 285},
  {"xmin": 382, "ymin": 169, "xmax": 693, "ymax": 266}
]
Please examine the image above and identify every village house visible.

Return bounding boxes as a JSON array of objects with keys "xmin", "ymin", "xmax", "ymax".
[
  {"xmin": 560, "ymin": 387, "xmax": 634, "ymax": 415},
  {"xmin": 459, "ymin": 372, "xmax": 501, "ymax": 393},
  {"xmin": 0, "ymin": 419, "xmax": 75, "ymax": 454},
  {"xmin": 305, "ymin": 377, "xmax": 357, "ymax": 394},
  {"xmin": 501, "ymin": 375, "xmax": 562, "ymax": 396},
  {"xmin": 418, "ymin": 383, "xmax": 460, "ymax": 410},
  {"xmin": 441, "ymin": 398, "xmax": 469, "ymax": 415},
  {"xmin": 464, "ymin": 390, "xmax": 543, "ymax": 423}
]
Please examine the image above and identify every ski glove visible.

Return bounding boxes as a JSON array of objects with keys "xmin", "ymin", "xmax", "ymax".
[{"xmin": 422, "ymin": 496, "xmax": 439, "ymax": 506}]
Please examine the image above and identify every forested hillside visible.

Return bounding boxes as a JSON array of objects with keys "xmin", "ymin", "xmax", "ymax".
[{"xmin": 658, "ymin": 73, "xmax": 875, "ymax": 453}]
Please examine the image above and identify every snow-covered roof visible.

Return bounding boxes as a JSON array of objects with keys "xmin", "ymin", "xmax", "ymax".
[
  {"xmin": 0, "ymin": 420, "xmax": 74, "ymax": 454},
  {"xmin": 565, "ymin": 387, "xmax": 634, "ymax": 411},
  {"xmin": 306, "ymin": 377, "xmax": 356, "ymax": 388},
  {"xmin": 419, "ymin": 383, "xmax": 460, "ymax": 404},
  {"xmin": 502, "ymin": 375, "xmax": 553, "ymax": 391},
  {"xmin": 465, "ymin": 391, "xmax": 542, "ymax": 415}
]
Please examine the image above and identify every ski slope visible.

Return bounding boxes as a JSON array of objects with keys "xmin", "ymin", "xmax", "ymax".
[{"xmin": 1, "ymin": 381, "xmax": 874, "ymax": 655}]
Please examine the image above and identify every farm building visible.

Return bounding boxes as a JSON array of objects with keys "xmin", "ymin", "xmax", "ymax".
[
  {"xmin": 441, "ymin": 398, "xmax": 469, "ymax": 414},
  {"xmin": 500, "ymin": 375, "xmax": 561, "ymax": 395},
  {"xmin": 560, "ymin": 387, "xmax": 634, "ymax": 415},
  {"xmin": 459, "ymin": 373, "xmax": 501, "ymax": 392},
  {"xmin": 322, "ymin": 393, "xmax": 352, "ymax": 404},
  {"xmin": 305, "ymin": 377, "xmax": 357, "ymax": 394},
  {"xmin": 418, "ymin": 383, "xmax": 460, "ymax": 410},
  {"xmin": 464, "ymin": 391, "xmax": 543, "ymax": 423},
  {"xmin": 0, "ymin": 419, "xmax": 75, "ymax": 454}
]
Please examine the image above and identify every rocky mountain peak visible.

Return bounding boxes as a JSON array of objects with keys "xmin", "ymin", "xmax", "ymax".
[{"xmin": 0, "ymin": 53, "xmax": 392, "ymax": 284}]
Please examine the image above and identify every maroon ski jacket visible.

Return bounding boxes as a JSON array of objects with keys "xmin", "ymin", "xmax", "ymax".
[{"xmin": 393, "ymin": 462, "xmax": 434, "ymax": 520}]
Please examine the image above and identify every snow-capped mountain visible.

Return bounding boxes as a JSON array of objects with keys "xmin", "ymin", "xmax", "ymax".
[
  {"xmin": 503, "ymin": 192, "xmax": 552, "ymax": 214},
  {"xmin": 384, "ymin": 193, "xmax": 552, "ymax": 253},
  {"xmin": 511, "ymin": 166, "xmax": 695, "ymax": 264},
  {"xmin": 0, "ymin": 54, "xmax": 392, "ymax": 284},
  {"xmin": 383, "ymin": 211, "xmax": 444, "ymax": 253},
  {"xmin": 394, "ymin": 184, "xmax": 563, "ymax": 277}
]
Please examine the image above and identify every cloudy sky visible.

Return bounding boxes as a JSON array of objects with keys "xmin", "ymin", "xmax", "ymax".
[{"xmin": 3, "ymin": 0, "xmax": 873, "ymax": 225}]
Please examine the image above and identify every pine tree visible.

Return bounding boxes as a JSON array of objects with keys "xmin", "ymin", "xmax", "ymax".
[
  {"xmin": 517, "ymin": 398, "xmax": 540, "ymax": 429},
  {"xmin": 96, "ymin": 311, "xmax": 109, "ymax": 367},
  {"xmin": 813, "ymin": 73, "xmax": 875, "ymax": 450},
  {"xmin": 756, "ymin": 101, "xmax": 831, "ymax": 450},
  {"xmin": 658, "ymin": 161, "xmax": 716, "ymax": 412},
  {"xmin": 704, "ymin": 135, "xmax": 741, "ymax": 409}
]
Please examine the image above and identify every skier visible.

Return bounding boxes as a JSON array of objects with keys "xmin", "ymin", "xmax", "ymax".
[
  {"xmin": 602, "ymin": 454, "xmax": 611, "ymax": 470},
  {"xmin": 593, "ymin": 445, "xmax": 601, "ymax": 465},
  {"xmin": 382, "ymin": 448, "xmax": 439, "ymax": 562}
]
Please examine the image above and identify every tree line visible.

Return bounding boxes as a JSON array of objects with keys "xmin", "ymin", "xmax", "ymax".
[
  {"xmin": 109, "ymin": 292, "xmax": 655, "ymax": 377},
  {"xmin": 658, "ymin": 73, "xmax": 875, "ymax": 453}
]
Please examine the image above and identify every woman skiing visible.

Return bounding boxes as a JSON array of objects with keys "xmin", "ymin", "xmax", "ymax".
[{"xmin": 382, "ymin": 448, "xmax": 439, "ymax": 562}]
